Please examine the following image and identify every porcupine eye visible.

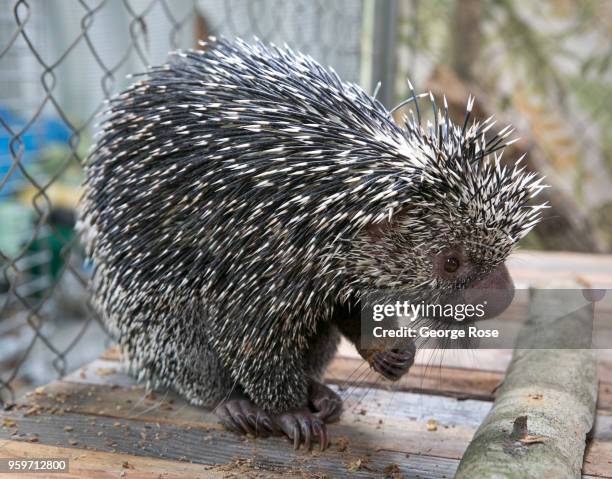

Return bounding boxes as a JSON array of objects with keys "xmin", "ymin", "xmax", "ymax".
[
  {"xmin": 434, "ymin": 248, "xmax": 465, "ymax": 279},
  {"xmin": 444, "ymin": 257, "xmax": 460, "ymax": 273}
]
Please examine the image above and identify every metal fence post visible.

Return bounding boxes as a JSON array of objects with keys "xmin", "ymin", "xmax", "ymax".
[{"xmin": 370, "ymin": 0, "xmax": 398, "ymax": 108}]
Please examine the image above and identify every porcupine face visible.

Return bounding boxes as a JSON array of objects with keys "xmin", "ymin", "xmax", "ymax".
[{"xmin": 349, "ymin": 94, "xmax": 547, "ymax": 321}]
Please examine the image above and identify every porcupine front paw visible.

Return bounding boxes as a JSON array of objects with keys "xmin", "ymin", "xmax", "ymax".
[
  {"xmin": 214, "ymin": 393, "xmax": 277, "ymax": 438},
  {"xmin": 370, "ymin": 341, "xmax": 416, "ymax": 381},
  {"xmin": 309, "ymin": 380, "xmax": 343, "ymax": 423}
]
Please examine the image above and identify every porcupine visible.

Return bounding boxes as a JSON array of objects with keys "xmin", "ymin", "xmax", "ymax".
[{"xmin": 78, "ymin": 37, "xmax": 546, "ymax": 450}]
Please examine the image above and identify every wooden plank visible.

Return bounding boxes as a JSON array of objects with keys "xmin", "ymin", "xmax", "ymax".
[
  {"xmin": 99, "ymin": 345, "xmax": 612, "ymax": 407},
  {"xmin": 326, "ymin": 357, "xmax": 502, "ymax": 401},
  {"xmin": 13, "ymin": 380, "xmax": 490, "ymax": 457},
  {"xmin": 86, "ymin": 350, "xmax": 612, "ymax": 411},
  {"xmin": 65, "ymin": 356, "xmax": 502, "ymax": 403},
  {"xmin": 508, "ymin": 251, "xmax": 612, "ymax": 288},
  {"xmin": 99, "ymin": 347, "xmax": 121, "ymax": 362},
  {"xmin": 60, "ymin": 360, "xmax": 492, "ymax": 429},
  {"xmin": 585, "ymin": 432, "xmax": 612, "ymax": 479},
  {"xmin": 19, "ymin": 379, "xmax": 483, "ymax": 458},
  {"xmin": 0, "ymin": 410, "xmax": 460, "ymax": 478},
  {"xmin": 410, "ymin": 349, "xmax": 612, "ymax": 384},
  {"xmin": 62, "ymin": 359, "xmax": 138, "ymax": 388},
  {"xmin": 326, "ymin": 357, "xmax": 612, "ymax": 413},
  {"xmin": 0, "ymin": 440, "xmax": 226, "ymax": 479},
  {"xmin": 19, "ymin": 381, "xmax": 221, "ymax": 431},
  {"xmin": 3, "ymin": 384, "xmax": 612, "ymax": 478},
  {"xmin": 94, "ymin": 345, "xmax": 612, "ymax": 403},
  {"xmin": 63, "ymin": 351, "xmax": 612, "ymax": 413}
]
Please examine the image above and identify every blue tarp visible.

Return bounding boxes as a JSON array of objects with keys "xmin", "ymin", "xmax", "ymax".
[{"xmin": 0, "ymin": 107, "xmax": 71, "ymax": 198}]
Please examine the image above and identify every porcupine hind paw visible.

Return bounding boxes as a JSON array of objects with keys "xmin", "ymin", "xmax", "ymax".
[
  {"xmin": 214, "ymin": 392, "xmax": 277, "ymax": 438},
  {"xmin": 309, "ymin": 380, "xmax": 343, "ymax": 423},
  {"xmin": 370, "ymin": 342, "xmax": 416, "ymax": 381}
]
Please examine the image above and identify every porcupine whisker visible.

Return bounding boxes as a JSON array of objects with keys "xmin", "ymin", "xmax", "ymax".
[
  {"xmin": 339, "ymin": 358, "xmax": 379, "ymax": 404},
  {"xmin": 343, "ymin": 365, "xmax": 378, "ymax": 401},
  {"xmin": 128, "ymin": 389, "xmax": 170, "ymax": 419},
  {"xmin": 135, "ymin": 391, "xmax": 173, "ymax": 419},
  {"xmin": 349, "ymin": 372, "xmax": 383, "ymax": 413},
  {"xmin": 423, "ymin": 335, "xmax": 447, "ymax": 387},
  {"xmin": 340, "ymin": 361, "xmax": 375, "ymax": 400},
  {"xmin": 341, "ymin": 348, "xmax": 391, "ymax": 401},
  {"xmin": 434, "ymin": 339, "xmax": 448, "ymax": 385},
  {"xmin": 339, "ymin": 358, "xmax": 370, "ymax": 391}
]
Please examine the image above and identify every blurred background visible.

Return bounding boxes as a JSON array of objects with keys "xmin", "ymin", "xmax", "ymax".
[{"xmin": 0, "ymin": 0, "xmax": 610, "ymax": 404}]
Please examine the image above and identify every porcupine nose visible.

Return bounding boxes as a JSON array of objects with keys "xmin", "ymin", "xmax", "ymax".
[{"xmin": 464, "ymin": 264, "xmax": 515, "ymax": 320}]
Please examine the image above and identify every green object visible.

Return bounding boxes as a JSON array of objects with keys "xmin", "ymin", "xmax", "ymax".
[
  {"xmin": 28, "ymin": 210, "xmax": 76, "ymax": 282},
  {"xmin": 0, "ymin": 201, "xmax": 33, "ymax": 259},
  {"xmin": 0, "ymin": 202, "xmax": 77, "ymax": 298}
]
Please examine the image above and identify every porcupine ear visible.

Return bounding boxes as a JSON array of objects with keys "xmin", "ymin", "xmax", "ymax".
[
  {"xmin": 365, "ymin": 203, "xmax": 415, "ymax": 242},
  {"xmin": 366, "ymin": 220, "xmax": 392, "ymax": 242},
  {"xmin": 366, "ymin": 207, "xmax": 407, "ymax": 242}
]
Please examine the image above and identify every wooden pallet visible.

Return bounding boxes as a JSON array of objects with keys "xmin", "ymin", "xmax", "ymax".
[{"xmin": 1, "ymin": 250, "xmax": 611, "ymax": 478}]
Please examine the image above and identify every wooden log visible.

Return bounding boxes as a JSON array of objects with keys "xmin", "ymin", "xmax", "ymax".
[{"xmin": 455, "ymin": 288, "xmax": 599, "ymax": 478}]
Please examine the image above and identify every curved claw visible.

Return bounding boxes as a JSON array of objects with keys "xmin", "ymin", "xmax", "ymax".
[
  {"xmin": 214, "ymin": 397, "xmax": 276, "ymax": 438},
  {"xmin": 299, "ymin": 415, "xmax": 312, "ymax": 450},
  {"xmin": 277, "ymin": 409, "xmax": 329, "ymax": 451},
  {"xmin": 236, "ymin": 412, "xmax": 256, "ymax": 435},
  {"xmin": 313, "ymin": 420, "xmax": 329, "ymax": 451},
  {"xmin": 215, "ymin": 393, "xmax": 331, "ymax": 450},
  {"xmin": 372, "ymin": 355, "xmax": 409, "ymax": 381},
  {"xmin": 278, "ymin": 413, "xmax": 299, "ymax": 448},
  {"xmin": 370, "ymin": 343, "xmax": 415, "ymax": 381},
  {"xmin": 214, "ymin": 403, "xmax": 243, "ymax": 433},
  {"xmin": 372, "ymin": 356, "xmax": 400, "ymax": 380},
  {"xmin": 317, "ymin": 398, "xmax": 333, "ymax": 420},
  {"xmin": 382, "ymin": 353, "xmax": 414, "ymax": 367}
]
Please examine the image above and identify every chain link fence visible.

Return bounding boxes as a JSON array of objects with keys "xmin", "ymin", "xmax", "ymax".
[{"xmin": 0, "ymin": 0, "xmax": 382, "ymax": 405}]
